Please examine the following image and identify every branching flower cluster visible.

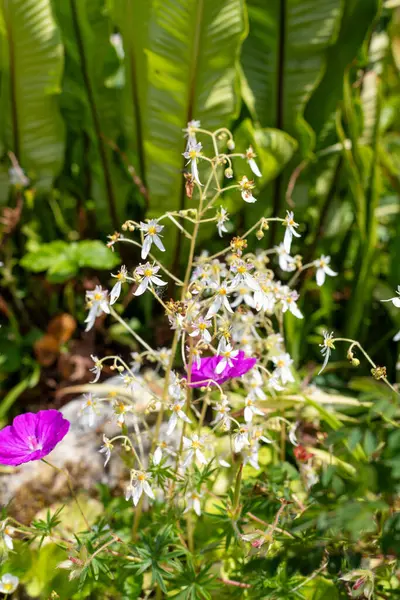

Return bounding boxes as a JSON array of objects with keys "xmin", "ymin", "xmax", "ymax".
[{"xmin": 82, "ymin": 122, "xmax": 339, "ymax": 514}]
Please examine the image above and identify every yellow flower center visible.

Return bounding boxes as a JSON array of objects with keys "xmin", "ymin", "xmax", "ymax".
[
  {"xmin": 148, "ymin": 226, "xmax": 157, "ymax": 235},
  {"xmin": 94, "ymin": 293, "xmax": 103, "ymax": 301},
  {"xmin": 144, "ymin": 268, "xmax": 153, "ymax": 277}
]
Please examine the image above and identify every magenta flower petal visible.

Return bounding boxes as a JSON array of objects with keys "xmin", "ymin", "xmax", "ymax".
[
  {"xmin": 0, "ymin": 410, "xmax": 70, "ymax": 466},
  {"xmin": 188, "ymin": 351, "xmax": 257, "ymax": 388}
]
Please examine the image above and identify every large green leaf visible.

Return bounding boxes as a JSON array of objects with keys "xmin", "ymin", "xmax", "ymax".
[
  {"xmin": 306, "ymin": 0, "xmax": 381, "ymax": 142},
  {"xmin": 52, "ymin": 0, "xmax": 132, "ymax": 231},
  {"xmin": 0, "ymin": 0, "xmax": 65, "ymax": 195},
  {"xmin": 109, "ymin": 0, "xmax": 151, "ymax": 195},
  {"xmin": 143, "ymin": 0, "xmax": 246, "ymax": 218},
  {"xmin": 241, "ymin": 0, "xmax": 343, "ymax": 152}
]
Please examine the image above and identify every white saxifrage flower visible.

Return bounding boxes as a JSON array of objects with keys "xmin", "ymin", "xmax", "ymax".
[
  {"xmin": 189, "ymin": 317, "xmax": 212, "ymax": 343},
  {"xmin": 230, "ymin": 259, "xmax": 259, "ymax": 291},
  {"xmin": 272, "ymin": 353, "xmax": 295, "ymax": 384},
  {"xmin": 125, "ymin": 471, "xmax": 155, "ymax": 506},
  {"xmin": 0, "ymin": 574, "xmax": 19, "ymax": 595},
  {"xmin": 183, "ymin": 119, "xmax": 201, "ymax": 149},
  {"xmin": 89, "ymin": 354, "xmax": 103, "ymax": 383},
  {"xmin": 140, "ymin": 219, "xmax": 166, "ymax": 260},
  {"xmin": 205, "ymin": 281, "xmax": 236, "ymax": 318},
  {"xmin": 318, "ymin": 331, "xmax": 335, "ymax": 375},
  {"xmin": 313, "ymin": 255, "xmax": 337, "ymax": 287},
  {"xmin": 211, "ymin": 398, "xmax": 231, "ymax": 430},
  {"xmin": 183, "ymin": 141, "xmax": 203, "ymax": 186},
  {"xmin": 110, "ymin": 265, "xmax": 128, "ymax": 305},
  {"xmin": 182, "ymin": 434, "xmax": 207, "ymax": 467},
  {"xmin": 167, "ymin": 400, "xmax": 192, "ymax": 435},
  {"xmin": 275, "ymin": 243, "xmax": 296, "ymax": 272},
  {"xmin": 215, "ymin": 340, "xmax": 239, "ymax": 374},
  {"xmin": 216, "ymin": 206, "xmax": 229, "ymax": 237},
  {"xmin": 184, "ymin": 491, "xmax": 203, "ymax": 516},
  {"xmin": 247, "ymin": 370, "xmax": 267, "ymax": 401},
  {"xmin": 245, "ymin": 146, "xmax": 262, "ymax": 177},
  {"xmin": 238, "ymin": 175, "xmax": 257, "ymax": 203},
  {"xmin": 233, "ymin": 426, "xmax": 251, "ymax": 453},
  {"xmin": 134, "ymin": 263, "xmax": 167, "ymax": 296},
  {"xmin": 1, "ymin": 523, "xmax": 14, "ymax": 550},
  {"xmin": 282, "ymin": 211, "xmax": 301, "ymax": 253},
  {"xmin": 381, "ymin": 286, "xmax": 400, "ymax": 341},
  {"xmin": 99, "ymin": 435, "xmax": 113, "ymax": 467},
  {"xmin": 81, "ymin": 393, "xmax": 98, "ymax": 427},
  {"xmin": 244, "ymin": 397, "xmax": 264, "ymax": 423},
  {"xmin": 85, "ymin": 286, "xmax": 110, "ymax": 331},
  {"xmin": 281, "ymin": 289, "xmax": 303, "ymax": 319}
]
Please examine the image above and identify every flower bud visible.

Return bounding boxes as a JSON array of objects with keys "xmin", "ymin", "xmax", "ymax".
[
  {"xmin": 224, "ymin": 167, "xmax": 233, "ymax": 179},
  {"xmin": 227, "ymin": 139, "xmax": 235, "ymax": 151},
  {"xmin": 351, "ymin": 358, "xmax": 360, "ymax": 367},
  {"xmin": 256, "ymin": 230, "xmax": 264, "ymax": 240}
]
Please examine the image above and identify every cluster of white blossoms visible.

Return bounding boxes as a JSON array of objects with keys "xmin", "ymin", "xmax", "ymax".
[
  {"xmin": 82, "ymin": 121, "xmax": 336, "ymax": 512},
  {"xmin": 382, "ymin": 285, "xmax": 400, "ymax": 341}
]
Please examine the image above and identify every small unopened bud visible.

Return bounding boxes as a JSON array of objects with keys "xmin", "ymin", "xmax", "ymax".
[
  {"xmin": 261, "ymin": 218, "xmax": 269, "ymax": 230},
  {"xmin": 224, "ymin": 167, "xmax": 233, "ymax": 179},
  {"xmin": 185, "ymin": 291, "xmax": 192, "ymax": 300},
  {"xmin": 256, "ymin": 230, "xmax": 264, "ymax": 240},
  {"xmin": 351, "ymin": 358, "xmax": 360, "ymax": 367},
  {"xmin": 347, "ymin": 349, "xmax": 354, "ymax": 360},
  {"xmin": 117, "ymin": 365, "xmax": 124, "ymax": 373},
  {"xmin": 227, "ymin": 139, "xmax": 235, "ymax": 151}
]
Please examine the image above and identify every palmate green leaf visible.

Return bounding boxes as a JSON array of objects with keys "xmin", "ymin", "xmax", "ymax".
[
  {"xmin": 144, "ymin": 0, "xmax": 246, "ymax": 218},
  {"xmin": 0, "ymin": 0, "xmax": 65, "ymax": 198},
  {"xmin": 52, "ymin": 0, "xmax": 132, "ymax": 232},
  {"xmin": 241, "ymin": 0, "xmax": 343, "ymax": 153}
]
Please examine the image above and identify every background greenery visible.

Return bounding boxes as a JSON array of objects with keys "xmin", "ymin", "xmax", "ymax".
[{"xmin": 0, "ymin": 0, "xmax": 400, "ymax": 413}]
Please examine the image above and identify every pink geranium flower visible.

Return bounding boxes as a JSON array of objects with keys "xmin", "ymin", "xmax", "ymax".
[
  {"xmin": 188, "ymin": 351, "xmax": 257, "ymax": 388},
  {"xmin": 0, "ymin": 410, "xmax": 70, "ymax": 466}
]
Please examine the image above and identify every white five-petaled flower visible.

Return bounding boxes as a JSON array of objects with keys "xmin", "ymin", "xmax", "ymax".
[
  {"xmin": 247, "ymin": 370, "xmax": 267, "ymax": 401},
  {"xmin": 318, "ymin": 331, "xmax": 335, "ymax": 375},
  {"xmin": 245, "ymin": 146, "xmax": 262, "ymax": 177},
  {"xmin": 211, "ymin": 398, "xmax": 231, "ymax": 430},
  {"xmin": 0, "ymin": 574, "xmax": 19, "ymax": 595},
  {"xmin": 140, "ymin": 219, "xmax": 166, "ymax": 260},
  {"xmin": 381, "ymin": 286, "xmax": 400, "ymax": 341},
  {"xmin": 110, "ymin": 265, "xmax": 128, "ymax": 305},
  {"xmin": 244, "ymin": 397, "xmax": 264, "ymax": 423},
  {"xmin": 85, "ymin": 286, "xmax": 110, "ymax": 331},
  {"xmin": 134, "ymin": 263, "xmax": 167, "ymax": 296},
  {"xmin": 205, "ymin": 281, "xmax": 235, "ymax": 318},
  {"xmin": 89, "ymin": 354, "xmax": 102, "ymax": 383},
  {"xmin": 183, "ymin": 141, "xmax": 203, "ymax": 186},
  {"xmin": 182, "ymin": 434, "xmax": 207, "ymax": 467},
  {"xmin": 272, "ymin": 353, "xmax": 295, "ymax": 384},
  {"xmin": 183, "ymin": 119, "xmax": 201, "ymax": 149},
  {"xmin": 184, "ymin": 491, "xmax": 203, "ymax": 516},
  {"xmin": 281, "ymin": 289, "xmax": 303, "ymax": 319},
  {"xmin": 233, "ymin": 426, "xmax": 251, "ymax": 453},
  {"xmin": 381, "ymin": 285, "xmax": 400, "ymax": 308},
  {"xmin": 238, "ymin": 175, "xmax": 257, "ymax": 203},
  {"xmin": 313, "ymin": 255, "xmax": 337, "ymax": 287},
  {"xmin": 268, "ymin": 371, "xmax": 284, "ymax": 391},
  {"xmin": 189, "ymin": 317, "xmax": 212, "ymax": 343},
  {"xmin": 231, "ymin": 285, "xmax": 256, "ymax": 309},
  {"xmin": 125, "ymin": 471, "xmax": 155, "ymax": 506},
  {"xmin": 1, "ymin": 523, "xmax": 14, "ymax": 550},
  {"xmin": 216, "ymin": 206, "xmax": 229, "ymax": 237},
  {"xmin": 167, "ymin": 400, "xmax": 192, "ymax": 435},
  {"xmin": 282, "ymin": 211, "xmax": 301, "ymax": 253},
  {"xmin": 215, "ymin": 340, "xmax": 239, "ymax": 374},
  {"xmin": 230, "ymin": 259, "xmax": 259, "ymax": 291},
  {"xmin": 275, "ymin": 243, "xmax": 296, "ymax": 272},
  {"xmin": 99, "ymin": 434, "xmax": 113, "ymax": 467},
  {"xmin": 81, "ymin": 393, "xmax": 98, "ymax": 427},
  {"xmin": 113, "ymin": 400, "xmax": 132, "ymax": 424}
]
